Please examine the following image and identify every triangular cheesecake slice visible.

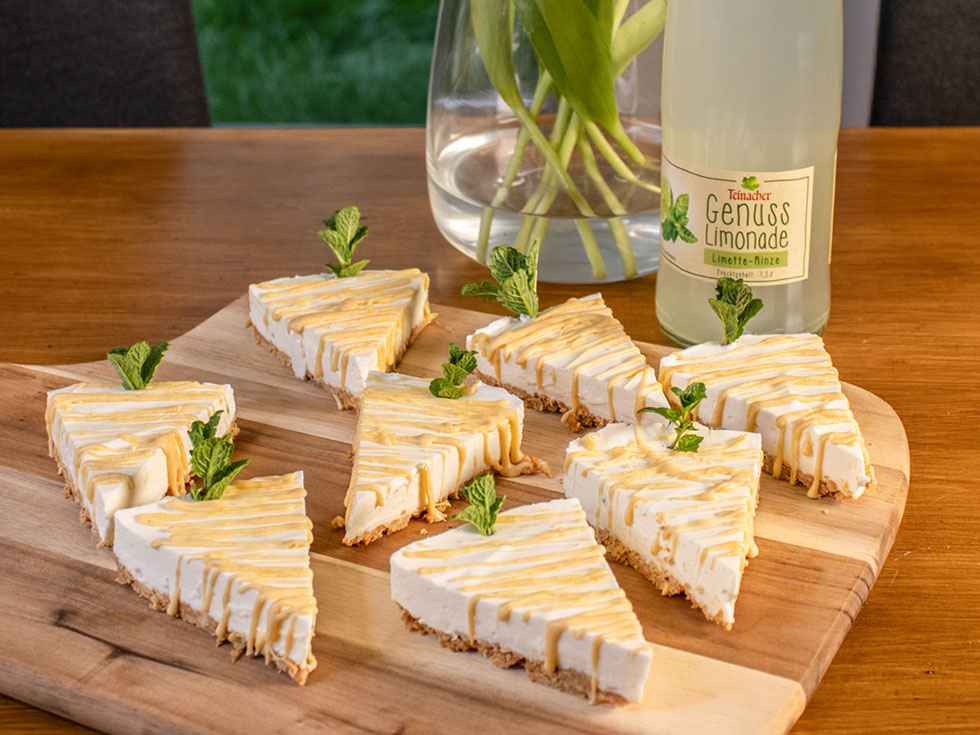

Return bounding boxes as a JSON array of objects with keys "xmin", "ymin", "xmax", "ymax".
[
  {"xmin": 45, "ymin": 381, "xmax": 237, "ymax": 545},
  {"xmin": 466, "ymin": 293, "xmax": 668, "ymax": 430},
  {"xmin": 659, "ymin": 333, "xmax": 874, "ymax": 499},
  {"xmin": 249, "ymin": 269, "xmax": 433, "ymax": 409},
  {"xmin": 390, "ymin": 498, "xmax": 652, "ymax": 703},
  {"xmin": 564, "ymin": 422, "xmax": 762, "ymax": 629},
  {"xmin": 113, "ymin": 472, "xmax": 318, "ymax": 685},
  {"xmin": 343, "ymin": 372, "xmax": 544, "ymax": 545}
]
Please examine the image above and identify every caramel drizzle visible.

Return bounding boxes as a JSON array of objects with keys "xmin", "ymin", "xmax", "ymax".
[
  {"xmin": 45, "ymin": 382, "xmax": 234, "ymax": 508},
  {"xmin": 400, "ymin": 502, "xmax": 649, "ymax": 700},
  {"xmin": 135, "ymin": 473, "xmax": 317, "ymax": 666},
  {"xmin": 468, "ymin": 296, "xmax": 662, "ymax": 423},
  {"xmin": 254, "ymin": 269, "xmax": 431, "ymax": 383},
  {"xmin": 660, "ymin": 335, "xmax": 873, "ymax": 494},
  {"xmin": 565, "ymin": 427, "xmax": 761, "ymax": 573},
  {"xmin": 344, "ymin": 374, "xmax": 536, "ymax": 530}
]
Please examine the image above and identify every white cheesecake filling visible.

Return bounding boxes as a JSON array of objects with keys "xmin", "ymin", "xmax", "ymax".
[
  {"xmin": 564, "ymin": 423, "xmax": 762, "ymax": 627},
  {"xmin": 390, "ymin": 498, "xmax": 652, "ymax": 702},
  {"xmin": 112, "ymin": 472, "xmax": 316, "ymax": 673},
  {"xmin": 466, "ymin": 293, "xmax": 668, "ymax": 425},
  {"xmin": 659, "ymin": 333, "xmax": 873, "ymax": 498},
  {"xmin": 344, "ymin": 372, "xmax": 535, "ymax": 544},
  {"xmin": 248, "ymin": 269, "xmax": 431, "ymax": 397},
  {"xmin": 46, "ymin": 382, "xmax": 236, "ymax": 544}
]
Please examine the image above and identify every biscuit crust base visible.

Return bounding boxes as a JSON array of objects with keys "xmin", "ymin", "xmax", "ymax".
[
  {"xmin": 116, "ymin": 565, "xmax": 315, "ymax": 685},
  {"xmin": 250, "ymin": 316, "xmax": 433, "ymax": 411},
  {"xmin": 594, "ymin": 527, "xmax": 733, "ymax": 630},
  {"xmin": 473, "ymin": 370, "xmax": 607, "ymax": 433},
  {"xmin": 399, "ymin": 607, "xmax": 629, "ymax": 705}
]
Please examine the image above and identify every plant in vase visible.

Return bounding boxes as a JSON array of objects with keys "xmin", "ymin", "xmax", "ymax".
[{"xmin": 469, "ymin": 0, "xmax": 666, "ymax": 280}]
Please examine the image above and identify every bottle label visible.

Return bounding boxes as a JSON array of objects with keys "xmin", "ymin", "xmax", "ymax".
[{"xmin": 659, "ymin": 150, "xmax": 814, "ymax": 285}]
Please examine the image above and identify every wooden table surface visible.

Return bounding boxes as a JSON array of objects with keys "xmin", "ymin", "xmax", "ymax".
[{"xmin": 0, "ymin": 127, "xmax": 977, "ymax": 734}]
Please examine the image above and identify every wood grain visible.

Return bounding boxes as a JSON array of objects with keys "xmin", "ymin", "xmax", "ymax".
[
  {"xmin": 0, "ymin": 127, "xmax": 978, "ymax": 734},
  {"xmin": 0, "ymin": 296, "xmax": 907, "ymax": 734}
]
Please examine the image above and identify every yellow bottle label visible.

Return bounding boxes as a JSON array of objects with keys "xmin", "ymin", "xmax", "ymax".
[{"xmin": 659, "ymin": 149, "xmax": 814, "ymax": 285}]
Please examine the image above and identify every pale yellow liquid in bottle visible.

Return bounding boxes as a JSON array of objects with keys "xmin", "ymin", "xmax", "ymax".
[{"xmin": 656, "ymin": 0, "xmax": 843, "ymax": 345}]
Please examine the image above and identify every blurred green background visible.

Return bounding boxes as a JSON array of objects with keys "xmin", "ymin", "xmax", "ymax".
[{"xmin": 191, "ymin": 0, "xmax": 440, "ymax": 124}]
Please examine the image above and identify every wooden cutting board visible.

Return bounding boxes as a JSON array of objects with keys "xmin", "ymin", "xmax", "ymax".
[{"xmin": 0, "ymin": 296, "xmax": 909, "ymax": 735}]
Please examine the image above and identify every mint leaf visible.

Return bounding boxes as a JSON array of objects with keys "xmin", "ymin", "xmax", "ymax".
[
  {"xmin": 489, "ymin": 246, "xmax": 528, "ymax": 283},
  {"xmin": 741, "ymin": 176, "xmax": 760, "ymax": 191},
  {"xmin": 462, "ymin": 243, "xmax": 540, "ymax": 319},
  {"xmin": 461, "ymin": 281, "xmax": 500, "ymax": 301},
  {"xmin": 660, "ymin": 177, "xmax": 698, "ymax": 245},
  {"xmin": 679, "ymin": 227, "xmax": 698, "ymax": 243},
  {"xmin": 189, "ymin": 411, "xmax": 223, "ymax": 448},
  {"xmin": 107, "ymin": 341, "xmax": 169, "ymax": 390},
  {"xmin": 637, "ymin": 406, "xmax": 682, "ymax": 423},
  {"xmin": 429, "ymin": 342, "xmax": 478, "ymax": 399},
  {"xmin": 429, "ymin": 378, "xmax": 467, "ymax": 399},
  {"xmin": 453, "ymin": 474, "xmax": 504, "ymax": 535},
  {"xmin": 187, "ymin": 429, "xmax": 249, "ymax": 502},
  {"xmin": 709, "ymin": 277, "xmax": 764, "ymax": 345},
  {"xmin": 319, "ymin": 205, "xmax": 369, "ymax": 277},
  {"xmin": 638, "ymin": 381, "xmax": 707, "ymax": 453},
  {"xmin": 497, "ymin": 271, "xmax": 538, "ymax": 318},
  {"xmin": 661, "ymin": 219, "xmax": 678, "ymax": 243},
  {"xmin": 673, "ymin": 434, "xmax": 704, "ymax": 453}
]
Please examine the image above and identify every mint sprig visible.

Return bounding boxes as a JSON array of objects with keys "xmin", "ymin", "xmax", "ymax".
[
  {"xmin": 660, "ymin": 176, "xmax": 697, "ymax": 244},
  {"xmin": 452, "ymin": 474, "xmax": 504, "ymax": 536},
  {"xmin": 188, "ymin": 412, "xmax": 248, "ymax": 502},
  {"xmin": 461, "ymin": 241, "xmax": 540, "ymax": 319},
  {"xmin": 429, "ymin": 343, "xmax": 478, "ymax": 399},
  {"xmin": 741, "ymin": 176, "xmax": 760, "ymax": 191},
  {"xmin": 107, "ymin": 341, "xmax": 169, "ymax": 390},
  {"xmin": 638, "ymin": 382, "xmax": 707, "ymax": 452},
  {"xmin": 319, "ymin": 205, "xmax": 370, "ymax": 278},
  {"xmin": 708, "ymin": 277, "xmax": 764, "ymax": 345}
]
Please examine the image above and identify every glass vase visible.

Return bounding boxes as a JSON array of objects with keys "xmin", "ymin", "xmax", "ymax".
[{"xmin": 426, "ymin": 0, "xmax": 665, "ymax": 284}]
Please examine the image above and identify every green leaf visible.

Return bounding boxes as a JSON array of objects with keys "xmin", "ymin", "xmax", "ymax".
[
  {"xmin": 429, "ymin": 342, "xmax": 478, "ymax": 399},
  {"xmin": 461, "ymin": 281, "xmax": 501, "ymax": 301},
  {"xmin": 202, "ymin": 459, "xmax": 250, "ymax": 501},
  {"xmin": 678, "ymin": 226, "xmax": 698, "ymax": 243},
  {"xmin": 672, "ymin": 433, "xmax": 704, "ymax": 453},
  {"xmin": 497, "ymin": 270, "xmax": 539, "ymax": 318},
  {"xmin": 741, "ymin": 176, "xmax": 760, "ymax": 191},
  {"xmin": 471, "ymin": 0, "xmax": 522, "ymax": 111},
  {"xmin": 429, "ymin": 378, "xmax": 467, "ymax": 399},
  {"xmin": 319, "ymin": 205, "xmax": 370, "ymax": 276},
  {"xmin": 188, "ymin": 430, "xmax": 249, "ymax": 502},
  {"xmin": 709, "ymin": 277, "xmax": 764, "ymax": 344},
  {"xmin": 672, "ymin": 382, "xmax": 707, "ymax": 417},
  {"xmin": 661, "ymin": 219, "xmax": 678, "ymax": 243},
  {"xmin": 453, "ymin": 474, "xmax": 505, "ymax": 535},
  {"xmin": 514, "ymin": 0, "xmax": 628, "ymax": 154},
  {"xmin": 637, "ymin": 406, "xmax": 681, "ymax": 422},
  {"xmin": 189, "ymin": 411, "xmax": 223, "ymax": 449},
  {"xmin": 488, "ymin": 245, "xmax": 528, "ymax": 283},
  {"xmin": 447, "ymin": 342, "xmax": 478, "ymax": 374},
  {"xmin": 106, "ymin": 341, "xmax": 169, "ymax": 390},
  {"xmin": 673, "ymin": 193, "xmax": 689, "ymax": 219}
]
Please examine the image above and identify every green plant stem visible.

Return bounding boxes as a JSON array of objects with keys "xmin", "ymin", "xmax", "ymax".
[
  {"xmin": 584, "ymin": 120, "xmax": 660, "ymax": 194},
  {"xmin": 477, "ymin": 70, "xmax": 554, "ymax": 261},
  {"xmin": 612, "ymin": 0, "xmax": 667, "ymax": 76},
  {"xmin": 577, "ymin": 134, "xmax": 637, "ymax": 278}
]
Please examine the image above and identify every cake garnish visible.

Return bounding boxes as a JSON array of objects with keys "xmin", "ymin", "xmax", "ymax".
[
  {"xmin": 106, "ymin": 341, "xmax": 169, "ymax": 390},
  {"xmin": 461, "ymin": 241, "xmax": 540, "ymax": 318},
  {"xmin": 452, "ymin": 474, "xmax": 504, "ymax": 536},
  {"xmin": 429, "ymin": 342, "xmax": 478, "ymax": 399},
  {"xmin": 708, "ymin": 277, "xmax": 763, "ymax": 345},
  {"xmin": 188, "ymin": 411, "xmax": 249, "ymax": 501},
  {"xmin": 638, "ymin": 382, "xmax": 707, "ymax": 452},
  {"xmin": 319, "ymin": 204, "xmax": 370, "ymax": 278}
]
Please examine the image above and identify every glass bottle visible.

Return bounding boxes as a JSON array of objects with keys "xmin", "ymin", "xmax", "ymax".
[{"xmin": 656, "ymin": 0, "xmax": 843, "ymax": 344}]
